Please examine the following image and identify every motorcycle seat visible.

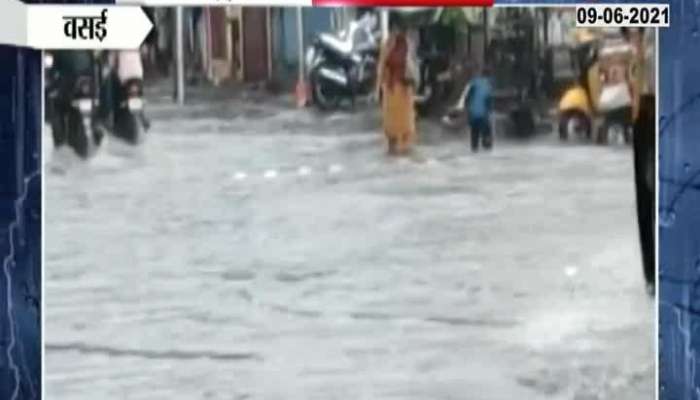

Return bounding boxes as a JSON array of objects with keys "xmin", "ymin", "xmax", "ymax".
[
  {"xmin": 319, "ymin": 33, "xmax": 353, "ymax": 55},
  {"xmin": 115, "ymin": 50, "xmax": 144, "ymax": 83}
]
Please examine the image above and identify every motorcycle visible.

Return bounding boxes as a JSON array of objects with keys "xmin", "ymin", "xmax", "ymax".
[
  {"xmin": 112, "ymin": 78, "xmax": 147, "ymax": 145},
  {"xmin": 305, "ymin": 12, "xmax": 381, "ymax": 110},
  {"xmin": 48, "ymin": 69, "xmax": 103, "ymax": 159},
  {"xmin": 440, "ymin": 80, "xmax": 471, "ymax": 132},
  {"xmin": 414, "ymin": 25, "xmax": 456, "ymax": 116},
  {"xmin": 44, "ymin": 53, "xmax": 56, "ymax": 124}
]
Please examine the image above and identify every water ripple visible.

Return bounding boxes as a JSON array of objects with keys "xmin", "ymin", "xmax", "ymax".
[{"xmin": 46, "ymin": 342, "xmax": 262, "ymax": 362}]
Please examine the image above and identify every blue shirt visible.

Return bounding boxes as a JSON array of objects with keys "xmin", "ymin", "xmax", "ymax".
[{"xmin": 466, "ymin": 76, "xmax": 492, "ymax": 120}]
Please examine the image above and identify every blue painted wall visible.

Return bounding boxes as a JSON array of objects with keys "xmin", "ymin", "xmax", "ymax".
[
  {"xmin": 657, "ymin": 1, "xmax": 700, "ymax": 399},
  {"xmin": 0, "ymin": 2, "xmax": 103, "ymax": 399},
  {"xmin": 0, "ymin": 45, "xmax": 42, "ymax": 400},
  {"xmin": 271, "ymin": 7, "xmax": 334, "ymax": 80}
]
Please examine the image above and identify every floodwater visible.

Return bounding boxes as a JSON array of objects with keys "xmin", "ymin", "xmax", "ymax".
[{"xmin": 44, "ymin": 95, "xmax": 653, "ymax": 400}]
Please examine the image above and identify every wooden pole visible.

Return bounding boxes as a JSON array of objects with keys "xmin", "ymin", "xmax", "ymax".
[
  {"xmin": 294, "ymin": 7, "xmax": 308, "ymax": 107},
  {"xmin": 381, "ymin": 9, "xmax": 389, "ymax": 42}
]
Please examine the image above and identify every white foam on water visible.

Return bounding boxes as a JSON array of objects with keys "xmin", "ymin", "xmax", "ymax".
[
  {"xmin": 298, "ymin": 166, "xmax": 312, "ymax": 176},
  {"xmin": 565, "ymin": 266, "xmax": 578, "ymax": 277},
  {"xmin": 328, "ymin": 164, "xmax": 343, "ymax": 174}
]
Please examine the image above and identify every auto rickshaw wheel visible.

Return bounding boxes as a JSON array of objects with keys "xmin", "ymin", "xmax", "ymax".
[
  {"xmin": 598, "ymin": 122, "xmax": 626, "ymax": 145},
  {"xmin": 600, "ymin": 107, "xmax": 633, "ymax": 145},
  {"xmin": 559, "ymin": 110, "xmax": 591, "ymax": 141}
]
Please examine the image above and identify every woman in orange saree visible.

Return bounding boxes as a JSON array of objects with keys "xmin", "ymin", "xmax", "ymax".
[{"xmin": 376, "ymin": 26, "xmax": 417, "ymax": 156}]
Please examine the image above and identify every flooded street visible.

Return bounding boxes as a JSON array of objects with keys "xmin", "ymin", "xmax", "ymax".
[{"xmin": 44, "ymin": 92, "xmax": 653, "ymax": 399}]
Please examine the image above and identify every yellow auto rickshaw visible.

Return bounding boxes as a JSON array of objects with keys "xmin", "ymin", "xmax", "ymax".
[{"xmin": 558, "ymin": 28, "xmax": 643, "ymax": 145}]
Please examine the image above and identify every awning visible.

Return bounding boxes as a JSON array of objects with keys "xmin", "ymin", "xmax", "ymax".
[{"xmin": 384, "ymin": 7, "xmax": 443, "ymax": 25}]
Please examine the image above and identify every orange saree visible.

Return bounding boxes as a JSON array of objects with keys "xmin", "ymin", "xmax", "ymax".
[{"xmin": 377, "ymin": 33, "xmax": 417, "ymax": 155}]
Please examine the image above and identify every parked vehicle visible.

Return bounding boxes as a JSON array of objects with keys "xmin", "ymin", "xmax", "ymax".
[
  {"xmin": 387, "ymin": 8, "xmax": 457, "ymax": 116},
  {"xmin": 487, "ymin": 8, "xmax": 539, "ymax": 138},
  {"xmin": 414, "ymin": 24, "xmax": 456, "ymax": 116},
  {"xmin": 305, "ymin": 12, "xmax": 381, "ymax": 110},
  {"xmin": 558, "ymin": 28, "xmax": 639, "ymax": 145}
]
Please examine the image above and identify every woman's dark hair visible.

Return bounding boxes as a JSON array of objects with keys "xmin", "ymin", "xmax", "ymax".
[{"xmin": 389, "ymin": 13, "xmax": 406, "ymax": 32}]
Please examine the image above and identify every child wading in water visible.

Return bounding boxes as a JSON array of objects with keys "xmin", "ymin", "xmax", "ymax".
[{"xmin": 459, "ymin": 65, "xmax": 494, "ymax": 152}]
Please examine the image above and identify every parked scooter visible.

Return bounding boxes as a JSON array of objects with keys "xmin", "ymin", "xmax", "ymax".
[
  {"xmin": 305, "ymin": 12, "xmax": 381, "ymax": 110},
  {"xmin": 414, "ymin": 25, "xmax": 456, "ymax": 116},
  {"xmin": 558, "ymin": 29, "xmax": 638, "ymax": 145}
]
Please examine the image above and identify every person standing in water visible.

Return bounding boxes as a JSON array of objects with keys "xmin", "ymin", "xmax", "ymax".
[
  {"xmin": 463, "ymin": 64, "xmax": 494, "ymax": 152},
  {"xmin": 376, "ymin": 18, "xmax": 419, "ymax": 156}
]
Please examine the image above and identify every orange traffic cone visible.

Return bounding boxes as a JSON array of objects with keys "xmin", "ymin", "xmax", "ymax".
[{"xmin": 295, "ymin": 78, "xmax": 309, "ymax": 108}]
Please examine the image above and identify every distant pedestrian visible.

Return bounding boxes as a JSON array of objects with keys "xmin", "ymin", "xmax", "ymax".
[
  {"xmin": 376, "ymin": 18, "xmax": 419, "ymax": 156},
  {"xmin": 463, "ymin": 64, "xmax": 493, "ymax": 152},
  {"xmin": 185, "ymin": 7, "xmax": 206, "ymax": 83},
  {"xmin": 155, "ymin": 8, "xmax": 173, "ymax": 76}
]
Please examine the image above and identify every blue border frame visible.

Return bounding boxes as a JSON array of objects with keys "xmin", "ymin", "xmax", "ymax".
[
  {"xmin": 0, "ymin": 46, "xmax": 42, "ymax": 400},
  {"xmin": 657, "ymin": 0, "xmax": 700, "ymax": 398},
  {"xmin": 3, "ymin": 0, "xmax": 697, "ymax": 398}
]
